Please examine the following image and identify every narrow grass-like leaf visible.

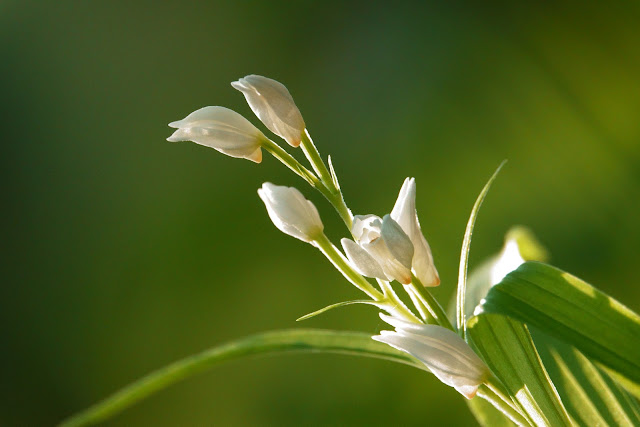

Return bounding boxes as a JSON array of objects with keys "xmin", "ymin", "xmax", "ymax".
[
  {"xmin": 468, "ymin": 314, "xmax": 572, "ymax": 426},
  {"xmin": 60, "ymin": 329, "xmax": 423, "ymax": 427},
  {"xmin": 457, "ymin": 161, "xmax": 506, "ymax": 338},
  {"xmin": 296, "ymin": 300, "xmax": 379, "ymax": 321},
  {"xmin": 477, "ymin": 262, "xmax": 640, "ymax": 398},
  {"xmin": 532, "ymin": 330, "xmax": 640, "ymax": 426}
]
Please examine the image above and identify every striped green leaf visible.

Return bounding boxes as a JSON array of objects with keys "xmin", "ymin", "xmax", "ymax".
[
  {"xmin": 477, "ymin": 262, "xmax": 640, "ymax": 399},
  {"xmin": 532, "ymin": 330, "xmax": 640, "ymax": 426},
  {"xmin": 468, "ymin": 314, "xmax": 572, "ymax": 426}
]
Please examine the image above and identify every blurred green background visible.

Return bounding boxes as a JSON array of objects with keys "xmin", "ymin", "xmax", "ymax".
[{"xmin": 2, "ymin": 1, "xmax": 639, "ymax": 425}]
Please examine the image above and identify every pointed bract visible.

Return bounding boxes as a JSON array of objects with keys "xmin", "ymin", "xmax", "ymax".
[
  {"xmin": 391, "ymin": 178, "xmax": 440, "ymax": 286},
  {"xmin": 373, "ymin": 314, "xmax": 489, "ymax": 399},
  {"xmin": 167, "ymin": 106, "xmax": 264, "ymax": 163},
  {"xmin": 258, "ymin": 183, "xmax": 324, "ymax": 243},
  {"xmin": 232, "ymin": 75, "xmax": 306, "ymax": 147}
]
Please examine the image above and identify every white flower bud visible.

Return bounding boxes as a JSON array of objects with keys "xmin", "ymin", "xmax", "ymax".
[
  {"xmin": 345, "ymin": 214, "xmax": 414, "ymax": 284},
  {"xmin": 373, "ymin": 314, "xmax": 489, "ymax": 399},
  {"xmin": 231, "ymin": 75, "xmax": 306, "ymax": 148},
  {"xmin": 167, "ymin": 106, "xmax": 264, "ymax": 163},
  {"xmin": 258, "ymin": 183, "xmax": 324, "ymax": 243},
  {"xmin": 489, "ymin": 238, "xmax": 526, "ymax": 286},
  {"xmin": 391, "ymin": 178, "xmax": 440, "ymax": 287}
]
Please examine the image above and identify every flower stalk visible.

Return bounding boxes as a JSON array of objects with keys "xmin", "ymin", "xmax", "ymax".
[{"xmin": 300, "ymin": 130, "xmax": 337, "ymax": 194}]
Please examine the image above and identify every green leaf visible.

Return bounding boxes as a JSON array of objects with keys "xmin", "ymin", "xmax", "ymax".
[
  {"xmin": 532, "ymin": 330, "xmax": 640, "ymax": 426},
  {"xmin": 457, "ymin": 161, "xmax": 506, "ymax": 338},
  {"xmin": 59, "ymin": 329, "xmax": 423, "ymax": 427},
  {"xmin": 467, "ymin": 391, "xmax": 517, "ymax": 427},
  {"xmin": 468, "ymin": 314, "xmax": 573, "ymax": 427},
  {"xmin": 477, "ymin": 262, "xmax": 640, "ymax": 398}
]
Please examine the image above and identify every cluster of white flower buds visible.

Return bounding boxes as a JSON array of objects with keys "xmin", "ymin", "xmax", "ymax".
[
  {"xmin": 167, "ymin": 75, "xmax": 305, "ymax": 162},
  {"xmin": 167, "ymin": 75, "xmax": 488, "ymax": 399}
]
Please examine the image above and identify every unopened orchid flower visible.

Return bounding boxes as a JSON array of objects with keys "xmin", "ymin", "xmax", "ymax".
[
  {"xmin": 167, "ymin": 106, "xmax": 265, "ymax": 163},
  {"xmin": 391, "ymin": 178, "xmax": 440, "ymax": 287},
  {"xmin": 258, "ymin": 183, "xmax": 324, "ymax": 244},
  {"xmin": 342, "ymin": 214, "xmax": 414, "ymax": 284},
  {"xmin": 232, "ymin": 75, "xmax": 306, "ymax": 148},
  {"xmin": 341, "ymin": 178, "xmax": 438, "ymax": 286},
  {"xmin": 373, "ymin": 314, "xmax": 489, "ymax": 399}
]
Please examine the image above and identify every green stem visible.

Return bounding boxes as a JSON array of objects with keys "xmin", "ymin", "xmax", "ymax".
[
  {"xmin": 300, "ymin": 130, "xmax": 335, "ymax": 191},
  {"xmin": 403, "ymin": 284, "xmax": 431, "ymax": 323},
  {"xmin": 377, "ymin": 279, "xmax": 421, "ymax": 323},
  {"xmin": 408, "ymin": 276, "xmax": 455, "ymax": 331},
  {"xmin": 314, "ymin": 234, "xmax": 383, "ymax": 301},
  {"xmin": 261, "ymin": 138, "xmax": 319, "ymax": 186},
  {"xmin": 323, "ymin": 189, "xmax": 353, "ymax": 229},
  {"xmin": 262, "ymin": 137, "xmax": 353, "ymax": 229},
  {"xmin": 299, "ymin": 130, "xmax": 353, "ymax": 229}
]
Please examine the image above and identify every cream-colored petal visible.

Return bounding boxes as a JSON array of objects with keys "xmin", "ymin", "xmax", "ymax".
[
  {"xmin": 374, "ymin": 314, "xmax": 489, "ymax": 399},
  {"xmin": 167, "ymin": 107, "xmax": 265, "ymax": 162},
  {"xmin": 381, "ymin": 215, "xmax": 414, "ymax": 269},
  {"xmin": 232, "ymin": 75, "xmax": 305, "ymax": 147},
  {"xmin": 391, "ymin": 178, "xmax": 439, "ymax": 286},
  {"xmin": 258, "ymin": 183, "xmax": 323, "ymax": 243},
  {"xmin": 341, "ymin": 238, "xmax": 388, "ymax": 281}
]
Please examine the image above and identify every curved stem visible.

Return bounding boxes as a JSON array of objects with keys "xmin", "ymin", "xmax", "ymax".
[
  {"xmin": 314, "ymin": 234, "xmax": 384, "ymax": 301},
  {"xmin": 408, "ymin": 276, "xmax": 455, "ymax": 331},
  {"xmin": 261, "ymin": 138, "xmax": 319, "ymax": 186},
  {"xmin": 300, "ymin": 130, "xmax": 335, "ymax": 192},
  {"xmin": 262, "ymin": 137, "xmax": 353, "ymax": 229},
  {"xmin": 377, "ymin": 279, "xmax": 421, "ymax": 323},
  {"xmin": 403, "ymin": 284, "xmax": 431, "ymax": 323}
]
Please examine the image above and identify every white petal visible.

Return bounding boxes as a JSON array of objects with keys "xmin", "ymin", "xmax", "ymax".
[
  {"xmin": 167, "ymin": 106, "xmax": 265, "ymax": 163},
  {"xmin": 373, "ymin": 316, "xmax": 489, "ymax": 399},
  {"xmin": 341, "ymin": 238, "xmax": 388, "ymax": 281},
  {"xmin": 391, "ymin": 178, "xmax": 439, "ymax": 287},
  {"xmin": 351, "ymin": 214, "xmax": 413, "ymax": 284},
  {"xmin": 352, "ymin": 214, "xmax": 382, "ymax": 243},
  {"xmin": 381, "ymin": 215, "xmax": 414, "ymax": 269},
  {"xmin": 232, "ymin": 75, "xmax": 305, "ymax": 147},
  {"xmin": 258, "ymin": 183, "xmax": 323, "ymax": 243},
  {"xmin": 490, "ymin": 238, "xmax": 526, "ymax": 285}
]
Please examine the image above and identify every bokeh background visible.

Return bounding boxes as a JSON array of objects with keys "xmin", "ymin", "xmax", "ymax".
[{"xmin": 2, "ymin": 1, "xmax": 640, "ymax": 425}]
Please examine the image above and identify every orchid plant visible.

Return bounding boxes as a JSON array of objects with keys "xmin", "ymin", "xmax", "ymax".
[{"xmin": 62, "ymin": 75, "xmax": 640, "ymax": 427}]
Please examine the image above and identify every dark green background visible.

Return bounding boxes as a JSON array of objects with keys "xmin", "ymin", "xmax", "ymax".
[{"xmin": 2, "ymin": 1, "xmax": 639, "ymax": 425}]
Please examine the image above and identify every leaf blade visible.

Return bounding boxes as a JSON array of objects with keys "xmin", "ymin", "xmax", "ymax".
[
  {"xmin": 60, "ymin": 329, "xmax": 423, "ymax": 427},
  {"xmin": 533, "ymin": 330, "xmax": 640, "ymax": 427},
  {"xmin": 456, "ymin": 160, "xmax": 507, "ymax": 337},
  {"xmin": 477, "ymin": 262, "xmax": 640, "ymax": 398},
  {"xmin": 468, "ymin": 314, "xmax": 572, "ymax": 427}
]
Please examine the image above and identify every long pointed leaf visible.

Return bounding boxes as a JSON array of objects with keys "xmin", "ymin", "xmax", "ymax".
[
  {"xmin": 456, "ymin": 161, "xmax": 506, "ymax": 337},
  {"xmin": 60, "ymin": 329, "xmax": 423, "ymax": 427},
  {"xmin": 477, "ymin": 262, "xmax": 640, "ymax": 398}
]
